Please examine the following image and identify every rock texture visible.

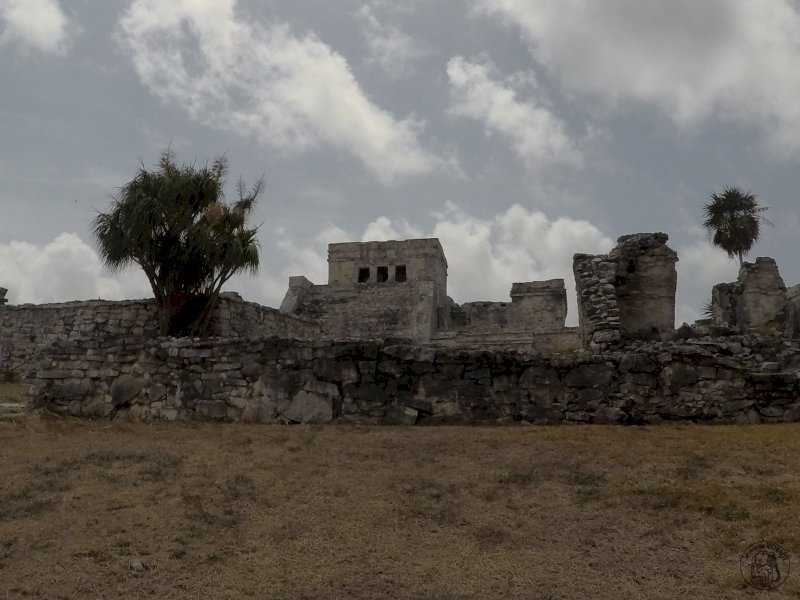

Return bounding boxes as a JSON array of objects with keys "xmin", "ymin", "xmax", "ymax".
[
  {"xmin": 281, "ymin": 238, "xmax": 576, "ymax": 350},
  {"xmin": 29, "ymin": 334, "xmax": 800, "ymax": 425},
  {"xmin": 712, "ymin": 258, "xmax": 788, "ymax": 335},
  {"xmin": 574, "ymin": 233, "xmax": 678, "ymax": 350},
  {"xmin": 0, "ymin": 294, "xmax": 319, "ymax": 380}
]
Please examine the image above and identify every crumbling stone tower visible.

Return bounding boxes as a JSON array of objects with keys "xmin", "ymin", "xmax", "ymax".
[
  {"xmin": 573, "ymin": 233, "xmax": 678, "ymax": 349},
  {"xmin": 711, "ymin": 258, "xmax": 788, "ymax": 334}
]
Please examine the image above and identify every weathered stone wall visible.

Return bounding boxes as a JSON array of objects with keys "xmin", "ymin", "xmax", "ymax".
[
  {"xmin": 282, "ymin": 238, "xmax": 452, "ymax": 342},
  {"xmin": 209, "ymin": 293, "xmax": 320, "ymax": 339},
  {"xmin": 447, "ymin": 280, "xmax": 567, "ymax": 333},
  {"xmin": 457, "ymin": 302, "xmax": 509, "ymax": 327},
  {"xmin": 327, "ymin": 239, "xmax": 447, "ymax": 299},
  {"xmin": 712, "ymin": 258, "xmax": 788, "ymax": 335},
  {"xmin": 786, "ymin": 285, "xmax": 800, "ymax": 338},
  {"xmin": 0, "ymin": 294, "xmax": 318, "ymax": 380},
  {"xmin": 508, "ymin": 280, "xmax": 567, "ymax": 330},
  {"xmin": 0, "ymin": 299, "xmax": 157, "ymax": 380},
  {"xmin": 430, "ymin": 328, "xmax": 580, "ymax": 354},
  {"xmin": 574, "ymin": 233, "xmax": 677, "ymax": 350},
  {"xmin": 282, "ymin": 281, "xmax": 438, "ymax": 341},
  {"xmin": 30, "ymin": 334, "xmax": 800, "ymax": 425}
]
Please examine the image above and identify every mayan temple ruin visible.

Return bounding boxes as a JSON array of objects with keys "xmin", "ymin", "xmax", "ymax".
[{"xmin": 3, "ymin": 231, "xmax": 800, "ymax": 425}]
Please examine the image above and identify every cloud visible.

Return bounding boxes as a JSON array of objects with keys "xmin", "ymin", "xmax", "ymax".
[
  {"xmin": 0, "ymin": 233, "xmax": 149, "ymax": 304},
  {"xmin": 674, "ymin": 239, "xmax": 740, "ymax": 324},
  {"xmin": 356, "ymin": 4, "xmax": 431, "ymax": 77},
  {"xmin": 476, "ymin": 0, "xmax": 800, "ymax": 159},
  {"xmin": 447, "ymin": 56, "xmax": 583, "ymax": 168},
  {"xmin": 429, "ymin": 203, "xmax": 612, "ymax": 320},
  {"xmin": 0, "ymin": 0, "xmax": 70, "ymax": 54},
  {"xmin": 117, "ymin": 0, "xmax": 448, "ymax": 183},
  {"xmin": 361, "ymin": 216, "xmax": 422, "ymax": 241}
]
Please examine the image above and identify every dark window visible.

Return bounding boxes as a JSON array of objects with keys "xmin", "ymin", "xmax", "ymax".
[
  {"xmin": 358, "ymin": 267, "xmax": 370, "ymax": 283},
  {"xmin": 395, "ymin": 265, "xmax": 407, "ymax": 282},
  {"xmin": 377, "ymin": 266, "xmax": 389, "ymax": 282}
]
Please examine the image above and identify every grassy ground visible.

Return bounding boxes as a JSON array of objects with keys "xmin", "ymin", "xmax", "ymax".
[{"xmin": 1, "ymin": 401, "xmax": 799, "ymax": 598}]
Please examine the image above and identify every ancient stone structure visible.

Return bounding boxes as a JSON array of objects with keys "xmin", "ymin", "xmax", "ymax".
[
  {"xmin": 30, "ymin": 334, "xmax": 800, "ymax": 425},
  {"xmin": 711, "ymin": 258, "xmax": 791, "ymax": 335},
  {"xmin": 574, "ymin": 233, "xmax": 678, "ymax": 349},
  {"xmin": 280, "ymin": 238, "xmax": 577, "ymax": 352},
  {"xmin": 281, "ymin": 239, "xmax": 449, "ymax": 341},
  {"xmin": 8, "ymin": 231, "xmax": 800, "ymax": 426},
  {"xmin": 0, "ymin": 293, "xmax": 318, "ymax": 380}
]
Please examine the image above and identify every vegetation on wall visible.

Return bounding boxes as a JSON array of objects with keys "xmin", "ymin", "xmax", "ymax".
[{"xmin": 93, "ymin": 149, "xmax": 261, "ymax": 336}]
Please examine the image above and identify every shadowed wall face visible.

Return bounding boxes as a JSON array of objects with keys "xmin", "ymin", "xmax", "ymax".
[
  {"xmin": 614, "ymin": 242, "xmax": 678, "ymax": 340},
  {"xmin": 574, "ymin": 233, "xmax": 678, "ymax": 348},
  {"xmin": 712, "ymin": 258, "xmax": 788, "ymax": 334}
]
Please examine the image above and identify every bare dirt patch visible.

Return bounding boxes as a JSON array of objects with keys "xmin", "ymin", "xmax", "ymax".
[{"xmin": 2, "ymin": 410, "xmax": 799, "ymax": 598}]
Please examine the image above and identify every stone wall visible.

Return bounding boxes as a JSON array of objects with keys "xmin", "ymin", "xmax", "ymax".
[
  {"xmin": 0, "ymin": 294, "xmax": 318, "ymax": 380},
  {"xmin": 447, "ymin": 280, "xmax": 567, "ymax": 333},
  {"xmin": 281, "ymin": 281, "xmax": 439, "ymax": 341},
  {"xmin": 509, "ymin": 280, "xmax": 567, "ymax": 329},
  {"xmin": 327, "ymin": 238, "xmax": 447, "ymax": 297},
  {"xmin": 574, "ymin": 233, "xmax": 677, "ymax": 350},
  {"xmin": 29, "ymin": 334, "xmax": 800, "ymax": 425},
  {"xmin": 430, "ymin": 328, "xmax": 580, "ymax": 354},
  {"xmin": 712, "ymin": 258, "xmax": 789, "ymax": 335}
]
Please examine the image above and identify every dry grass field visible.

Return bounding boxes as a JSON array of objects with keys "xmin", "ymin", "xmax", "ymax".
[{"xmin": 2, "ymin": 384, "xmax": 800, "ymax": 598}]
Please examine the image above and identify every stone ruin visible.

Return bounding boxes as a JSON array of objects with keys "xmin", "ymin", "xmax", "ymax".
[
  {"xmin": 280, "ymin": 232, "xmax": 680, "ymax": 352},
  {"xmin": 573, "ymin": 233, "xmax": 678, "ymax": 349},
  {"xmin": 279, "ymin": 238, "xmax": 578, "ymax": 353},
  {"xmin": 6, "ymin": 230, "xmax": 800, "ymax": 426},
  {"xmin": 710, "ymin": 257, "xmax": 800, "ymax": 336}
]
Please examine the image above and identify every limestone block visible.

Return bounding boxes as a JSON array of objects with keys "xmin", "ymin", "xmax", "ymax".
[
  {"xmin": 564, "ymin": 363, "xmax": 616, "ymax": 388},
  {"xmin": 241, "ymin": 362, "xmax": 262, "ymax": 379},
  {"xmin": 81, "ymin": 396, "xmax": 113, "ymax": 418},
  {"xmin": 659, "ymin": 363, "xmax": 698, "ymax": 389},
  {"xmin": 195, "ymin": 400, "xmax": 228, "ymax": 420},
  {"xmin": 284, "ymin": 391, "xmax": 333, "ymax": 423},
  {"xmin": 619, "ymin": 353, "xmax": 658, "ymax": 373}
]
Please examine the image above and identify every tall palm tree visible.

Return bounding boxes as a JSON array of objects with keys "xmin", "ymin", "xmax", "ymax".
[
  {"xmin": 703, "ymin": 186, "xmax": 769, "ymax": 266},
  {"xmin": 93, "ymin": 149, "xmax": 261, "ymax": 336}
]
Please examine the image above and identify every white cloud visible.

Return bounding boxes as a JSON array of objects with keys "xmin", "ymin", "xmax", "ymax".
[
  {"xmin": 117, "ymin": 0, "xmax": 448, "ymax": 184},
  {"xmin": 0, "ymin": 233, "xmax": 149, "ymax": 304},
  {"xmin": 356, "ymin": 4, "xmax": 431, "ymax": 77},
  {"xmin": 429, "ymin": 204, "xmax": 612, "ymax": 323},
  {"xmin": 0, "ymin": 0, "xmax": 70, "ymax": 54},
  {"xmin": 361, "ymin": 216, "xmax": 422, "ymax": 241},
  {"xmin": 476, "ymin": 0, "xmax": 800, "ymax": 159},
  {"xmin": 447, "ymin": 56, "xmax": 582, "ymax": 168}
]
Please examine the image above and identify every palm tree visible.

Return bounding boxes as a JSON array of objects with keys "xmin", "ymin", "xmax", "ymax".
[
  {"xmin": 93, "ymin": 149, "xmax": 261, "ymax": 336},
  {"xmin": 703, "ymin": 186, "xmax": 769, "ymax": 266}
]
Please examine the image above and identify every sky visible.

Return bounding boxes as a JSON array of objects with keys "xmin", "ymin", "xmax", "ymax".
[{"xmin": 2, "ymin": 0, "xmax": 800, "ymax": 326}]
